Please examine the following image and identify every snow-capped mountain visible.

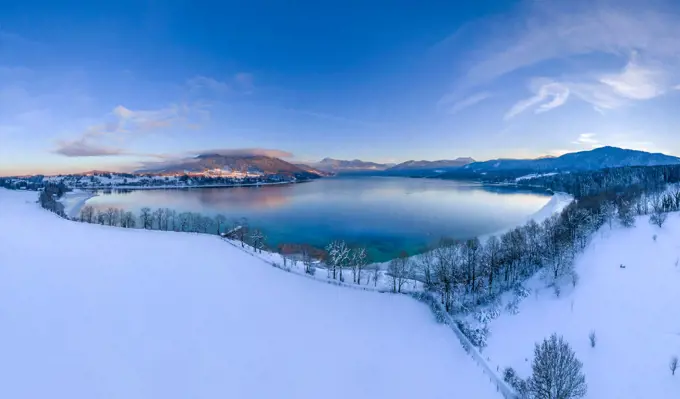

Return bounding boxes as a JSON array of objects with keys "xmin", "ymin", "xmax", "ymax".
[{"xmin": 464, "ymin": 147, "xmax": 680, "ymax": 173}]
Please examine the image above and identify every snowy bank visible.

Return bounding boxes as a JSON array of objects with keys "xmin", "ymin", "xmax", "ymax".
[
  {"xmin": 480, "ymin": 213, "xmax": 680, "ymax": 399},
  {"xmin": 58, "ymin": 190, "xmax": 97, "ymax": 219},
  {"xmin": 481, "ymin": 192, "xmax": 573, "ymax": 241},
  {"xmin": 0, "ymin": 189, "xmax": 499, "ymax": 399}
]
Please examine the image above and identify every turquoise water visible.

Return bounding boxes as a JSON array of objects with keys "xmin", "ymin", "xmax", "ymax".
[{"xmin": 84, "ymin": 176, "xmax": 551, "ymax": 261}]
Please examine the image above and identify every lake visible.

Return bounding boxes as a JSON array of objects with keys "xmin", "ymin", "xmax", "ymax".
[{"xmin": 83, "ymin": 176, "xmax": 552, "ymax": 261}]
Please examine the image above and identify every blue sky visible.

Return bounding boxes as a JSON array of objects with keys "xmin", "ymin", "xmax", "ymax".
[{"xmin": 1, "ymin": 0, "xmax": 680, "ymax": 175}]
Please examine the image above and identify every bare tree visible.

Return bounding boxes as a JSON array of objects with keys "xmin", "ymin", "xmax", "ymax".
[
  {"xmin": 601, "ymin": 201, "xmax": 616, "ymax": 229},
  {"xmin": 387, "ymin": 251, "xmax": 412, "ymax": 293},
  {"xmin": 250, "ymin": 229, "xmax": 265, "ymax": 253},
  {"xmin": 161, "ymin": 208, "xmax": 171, "ymax": 230},
  {"xmin": 121, "ymin": 211, "xmax": 136, "ymax": 228},
  {"xmin": 215, "ymin": 214, "xmax": 227, "ymax": 235},
  {"xmin": 152, "ymin": 208, "xmax": 164, "ymax": 230},
  {"xmin": 418, "ymin": 249, "xmax": 436, "ymax": 290},
  {"xmin": 178, "ymin": 212, "xmax": 191, "ymax": 232},
  {"xmin": 671, "ymin": 356, "xmax": 678, "ymax": 376},
  {"xmin": 588, "ymin": 330, "xmax": 596, "ymax": 348},
  {"xmin": 528, "ymin": 334, "xmax": 587, "ymax": 399},
  {"xmin": 650, "ymin": 194, "xmax": 668, "ymax": 228},
  {"xmin": 165, "ymin": 209, "xmax": 176, "ymax": 231},
  {"xmin": 325, "ymin": 240, "xmax": 351, "ymax": 281},
  {"xmin": 79, "ymin": 205, "xmax": 95, "ymax": 223},
  {"xmin": 432, "ymin": 241, "xmax": 460, "ymax": 312},
  {"xmin": 235, "ymin": 217, "xmax": 249, "ymax": 247},
  {"xmin": 96, "ymin": 210, "xmax": 106, "ymax": 225},
  {"xmin": 140, "ymin": 207, "xmax": 152, "ymax": 229},
  {"xmin": 104, "ymin": 207, "xmax": 117, "ymax": 226},
  {"xmin": 650, "ymin": 210, "xmax": 668, "ymax": 228},
  {"xmin": 371, "ymin": 266, "xmax": 380, "ymax": 287},
  {"xmin": 301, "ymin": 247, "xmax": 315, "ymax": 275},
  {"xmin": 350, "ymin": 247, "xmax": 368, "ymax": 284}
]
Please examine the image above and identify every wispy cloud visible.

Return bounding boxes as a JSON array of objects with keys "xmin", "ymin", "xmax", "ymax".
[
  {"xmin": 504, "ymin": 81, "xmax": 570, "ymax": 119},
  {"xmin": 54, "ymin": 138, "xmax": 126, "ymax": 157},
  {"xmin": 443, "ymin": 92, "xmax": 492, "ymax": 114},
  {"xmin": 439, "ymin": 0, "xmax": 680, "ymax": 116},
  {"xmin": 187, "ymin": 76, "xmax": 231, "ymax": 96},
  {"xmin": 187, "ymin": 73, "xmax": 255, "ymax": 96},
  {"xmin": 54, "ymin": 104, "xmax": 207, "ymax": 157},
  {"xmin": 571, "ymin": 133, "xmax": 600, "ymax": 146}
]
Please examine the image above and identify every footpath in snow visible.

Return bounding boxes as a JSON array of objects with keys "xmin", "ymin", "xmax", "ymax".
[
  {"xmin": 480, "ymin": 213, "xmax": 680, "ymax": 399},
  {"xmin": 0, "ymin": 189, "xmax": 499, "ymax": 399}
]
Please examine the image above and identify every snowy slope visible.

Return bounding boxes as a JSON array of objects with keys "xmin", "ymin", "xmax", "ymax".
[
  {"xmin": 482, "ymin": 214, "xmax": 680, "ymax": 398},
  {"xmin": 0, "ymin": 189, "xmax": 499, "ymax": 399}
]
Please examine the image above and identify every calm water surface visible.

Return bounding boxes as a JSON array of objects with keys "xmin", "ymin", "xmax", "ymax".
[{"xmin": 85, "ymin": 176, "xmax": 551, "ymax": 261}]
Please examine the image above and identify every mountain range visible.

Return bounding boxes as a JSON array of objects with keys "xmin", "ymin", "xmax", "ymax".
[
  {"xmin": 311, "ymin": 158, "xmax": 394, "ymax": 172},
  {"xmin": 462, "ymin": 146, "xmax": 680, "ymax": 174},
  {"xmin": 386, "ymin": 158, "xmax": 476, "ymax": 171},
  {"xmin": 132, "ymin": 147, "xmax": 680, "ymax": 181}
]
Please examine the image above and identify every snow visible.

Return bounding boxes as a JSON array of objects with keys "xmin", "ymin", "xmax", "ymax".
[
  {"xmin": 0, "ymin": 189, "xmax": 499, "ymax": 399},
  {"xmin": 59, "ymin": 189, "xmax": 96, "ymax": 218},
  {"xmin": 479, "ymin": 213, "xmax": 680, "ymax": 398},
  {"xmin": 514, "ymin": 172, "xmax": 558, "ymax": 182}
]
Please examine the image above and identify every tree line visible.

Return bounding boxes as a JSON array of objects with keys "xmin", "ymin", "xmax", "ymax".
[
  {"xmin": 77, "ymin": 206, "xmax": 270, "ymax": 250},
  {"xmin": 38, "ymin": 183, "xmax": 68, "ymax": 217}
]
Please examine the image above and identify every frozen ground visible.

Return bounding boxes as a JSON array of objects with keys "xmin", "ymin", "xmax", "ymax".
[
  {"xmin": 480, "ymin": 213, "xmax": 680, "ymax": 398},
  {"xmin": 59, "ymin": 189, "xmax": 96, "ymax": 218},
  {"xmin": 0, "ymin": 189, "xmax": 499, "ymax": 399}
]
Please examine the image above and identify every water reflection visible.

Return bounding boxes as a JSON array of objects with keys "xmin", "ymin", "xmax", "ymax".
[{"xmin": 85, "ymin": 176, "xmax": 551, "ymax": 261}]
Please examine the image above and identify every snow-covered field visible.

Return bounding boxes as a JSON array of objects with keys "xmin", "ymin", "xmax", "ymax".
[
  {"xmin": 0, "ymin": 189, "xmax": 499, "ymax": 399},
  {"xmin": 481, "ymin": 214, "xmax": 680, "ymax": 398}
]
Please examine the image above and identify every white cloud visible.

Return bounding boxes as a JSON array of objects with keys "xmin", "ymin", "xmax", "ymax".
[
  {"xmin": 54, "ymin": 104, "xmax": 207, "ymax": 157},
  {"xmin": 187, "ymin": 73, "xmax": 255, "ymax": 96},
  {"xmin": 441, "ymin": 0, "xmax": 680, "ymax": 113},
  {"xmin": 446, "ymin": 92, "xmax": 492, "ymax": 114},
  {"xmin": 571, "ymin": 133, "xmax": 600, "ymax": 146},
  {"xmin": 187, "ymin": 76, "xmax": 231, "ymax": 96},
  {"xmin": 449, "ymin": 0, "xmax": 680, "ymax": 88},
  {"xmin": 54, "ymin": 138, "xmax": 125, "ymax": 157},
  {"xmin": 506, "ymin": 54, "xmax": 674, "ymax": 118},
  {"xmin": 599, "ymin": 56, "xmax": 669, "ymax": 100},
  {"xmin": 504, "ymin": 81, "xmax": 570, "ymax": 119}
]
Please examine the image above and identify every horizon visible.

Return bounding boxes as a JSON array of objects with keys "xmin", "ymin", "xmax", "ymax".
[
  {"xmin": 2, "ymin": 0, "xmax": 680, "ymax": 175},
  {"xmin": 1, "ymin": 145, "xmax": 676, "ymax": 178}
]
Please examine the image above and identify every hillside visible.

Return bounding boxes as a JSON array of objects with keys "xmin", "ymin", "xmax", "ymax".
[
  {"xmin": 464, "ymin": 146, "xmax": 680, "ymax": 174},
  {"xmin": 0, "ymin": 189, "xmax": 499, "ymax": 399},
  {"xmin": 387, "ymin": 158, "xmax": 475, "ymax": 172},
  {"xmin": 475, "ymin": 213, "xmax": 680, "ymax": 398},
  {"xmin": 312, "ymin": 158, "xmax": 393, "ymax": 172},
  {"xmin": 138, "ymin": 154, "xmax": 325, "ymax": 179}
]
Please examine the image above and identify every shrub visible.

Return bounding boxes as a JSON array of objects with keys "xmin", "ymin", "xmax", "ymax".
[
  {"xmin": 506, "ymin": 299, "xmax": 520, "ymax": 315},
  {"xmin": 456, "ymin": 320, "xmax": 489, "ymax": 350},
  {"xmin": 503, "ymin": 367, "xmax": 529, "ymax": 397},
  {"xmin": 514, "ymin": 284, "xmax": 531, "ymax": 299},
  {"xmin": 588, "ymin": 330, "xmax": 596, "ymax": 348}
]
